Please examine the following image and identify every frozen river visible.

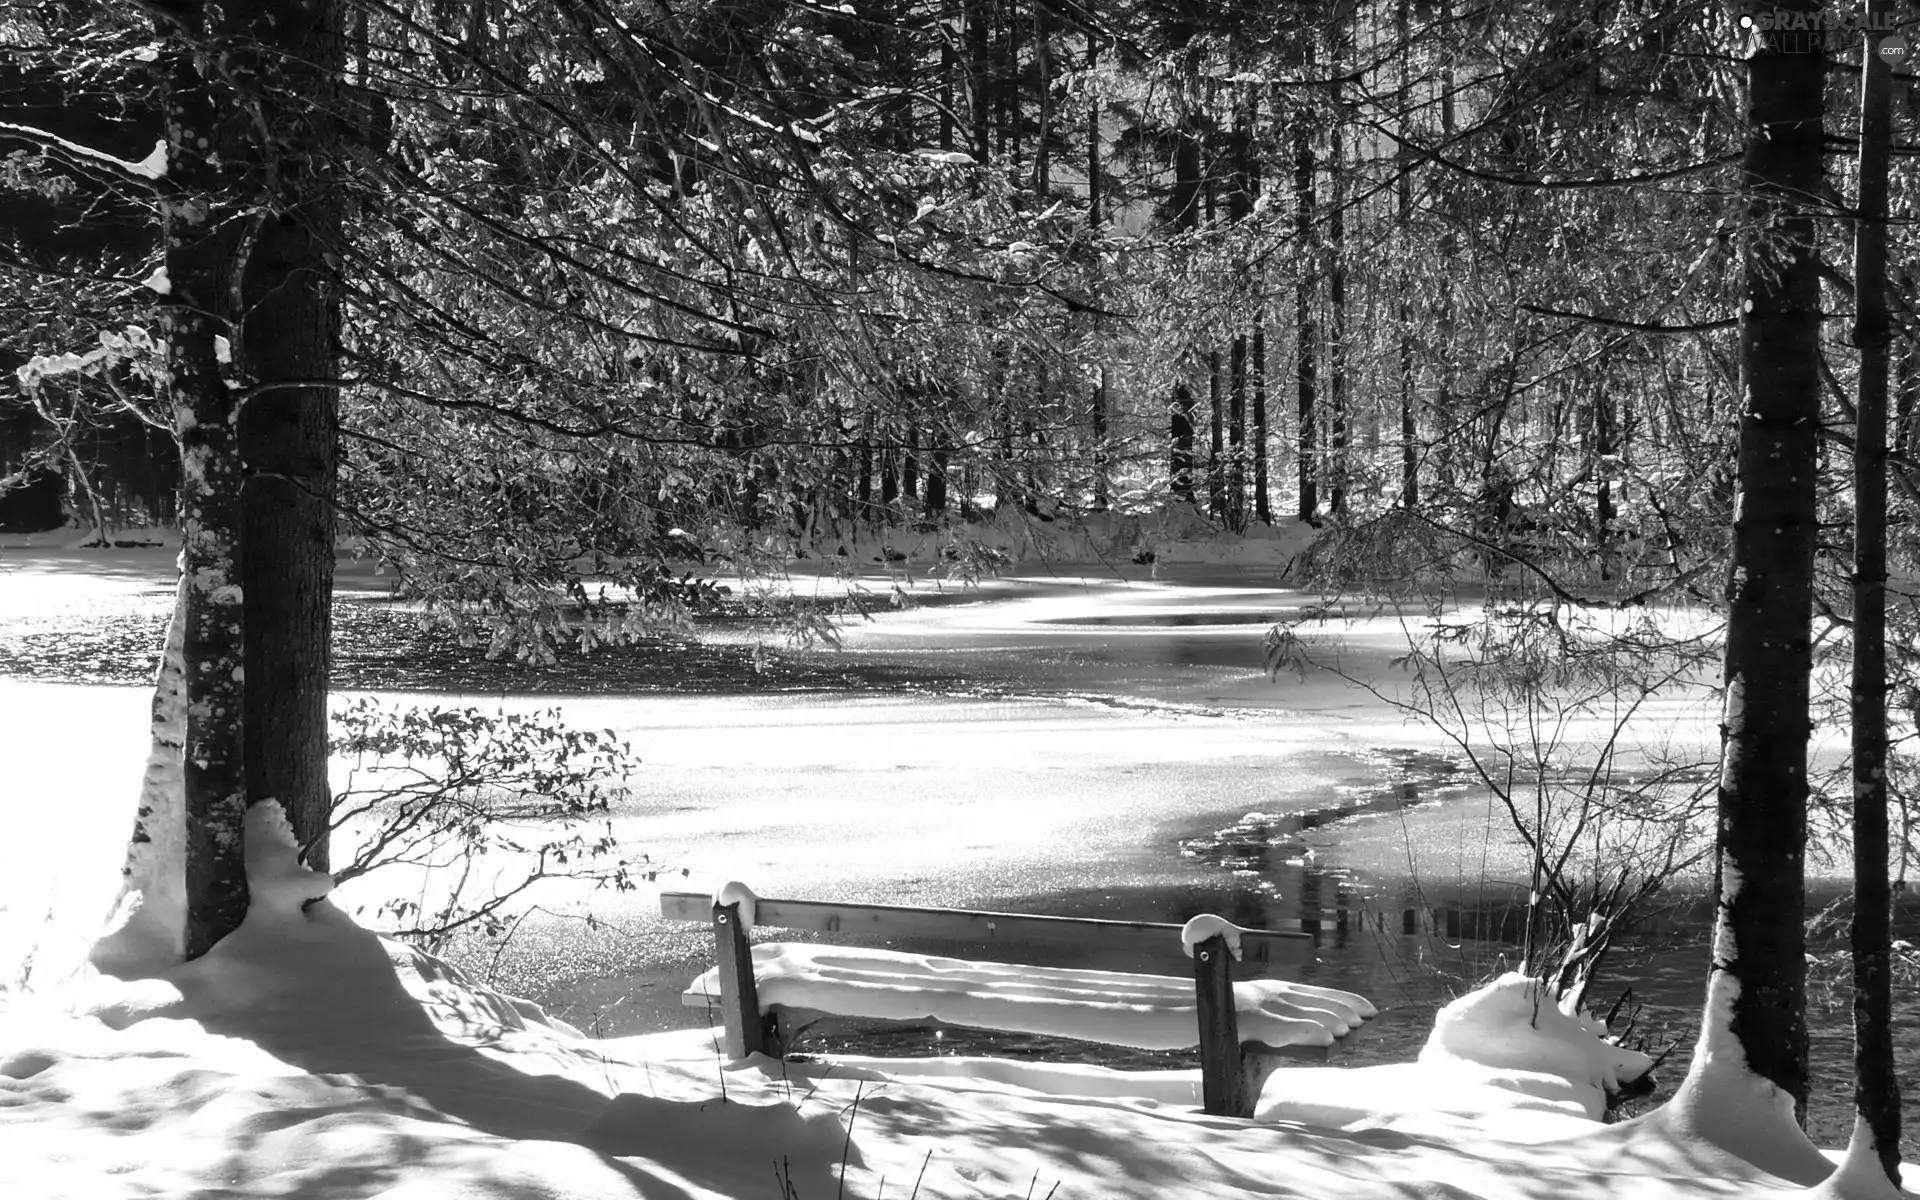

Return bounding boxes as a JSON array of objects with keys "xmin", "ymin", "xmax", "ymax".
[{"xmin": 0, "ymin": 552, "xmax": 1508, "ymax": 1027}]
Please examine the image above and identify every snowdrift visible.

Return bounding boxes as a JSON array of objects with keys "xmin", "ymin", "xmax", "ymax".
[{"xmin": 1, "ymin": 803, "xmax": 1909, "ymax": 1199}]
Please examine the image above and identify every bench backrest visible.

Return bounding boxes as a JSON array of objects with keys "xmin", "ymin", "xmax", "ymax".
[{"xmin": 658, "ymin": 891, "xmax": 1313, "ymax": 971}]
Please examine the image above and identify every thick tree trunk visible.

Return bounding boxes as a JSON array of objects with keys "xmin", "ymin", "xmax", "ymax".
[
  {"xmin": 152, "ymin": 0, "xmax": 345, "ymax": 957},
  {"xmin": 1716, "ymin": 2, "xmax": 1821, "ymax": 1116},
  {"xmin": 1663, "ymin": 10, "xmax": 1824, "ymax": 1174},
  {"xmin": 1849, "ymin": 4, "xmax": 1901, "ymax": 1184},
  {"xmin": 239, "ymin": 0, "xmax": 342, "ymax": 869},
  {"xmin": 158, "ymin": 13, "xmax": 252, "ymax": 961}
]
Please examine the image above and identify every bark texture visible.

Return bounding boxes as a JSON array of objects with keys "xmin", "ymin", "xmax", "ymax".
[
  {"xmin": 240, "ymin": 0, "xmax": 344, "ymax": 869},
  {"xmin": 158, "ymin": 9, "xmax": 252, "ymax": 961},
  {"xmin": 1713, "ymin": 0, "xmax": 1824, "ymax": 1119},
  {"xmin": 155, "ymin": 0, "xmax": 345, "ymax": 956}
]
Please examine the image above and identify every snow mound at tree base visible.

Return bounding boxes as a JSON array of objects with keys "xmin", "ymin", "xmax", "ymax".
[{"xmin": 2, "ymin": 811, "xmax": 1906, "ymax": 1198}]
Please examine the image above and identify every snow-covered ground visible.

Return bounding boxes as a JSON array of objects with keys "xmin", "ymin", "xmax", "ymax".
[
  {"xmin": 5, "ymin": 539, "xmax": 1905, "ymax": 1198},
  {"xmin": 2, "ymin": 801, "xmax": 1906, "ymax": 1200}
]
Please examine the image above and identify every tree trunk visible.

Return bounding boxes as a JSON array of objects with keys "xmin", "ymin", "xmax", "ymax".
[
  {"xmin": 885, "ymin": 0, "xmax": 912, "ymax": 151},
  {"xmin": 158, "ymin": 9, "xmax": 253, "ymax": 960},
  {"xmin": 1326, "ymin": 52, "xmax": 1349, "ymax": 518},
  {"xmin": 999, "ymin": 0, "xmax": 1017, "ymax": 167},
  {"xmin": 856, "ymin": 418, "xmax": 874, "ymax": 510},
  {"xmin": 1895, "ymin": 279, "xmax": 1918, "ymax": 462},
  {"xmin": 1086, "ymin": 39, "xmax": 1106, "ymax": 513},
  {"xmin": 1849, "ymin": 3, "xmax": 1901, "ymax": 1184},
  {"xmin": 1227, "ymin": 89, "xmax": 1252, "ymax": 531},
  {"xmin": 1085, "ymin": 40, "xmax": 1100, "ymax": 226},
  {"xmin": 1032, "ymin": 0, "xmax": 1050, "ymax": 198},
  {"xmin": 1664, "ymin": 8, "xmax": 1824, "ymax": 1173},
  {"xmin": 239, "ymin": 0, "xmax": 343, "ymax": 871},
  {"xmin": 925, "ymin": 447, "xmax": 948, "ymax": 516},
  {"xmin": 903, "ymin": 422, "xmax": 919, "ymax": 501},
  {"xmin": 1294, "ymin": 94, "xmax": 1317, "ymax": 522},
  {"xmin": 1594, "ymin": 389, "xmax": 1615, "ymax": 581},
  {"xmin": 1171, "ymin": 383, "xmax": 1197, "ymax": 503},
  {"xmin": 1169, "ymin": 118, "xmax": 1201, "ymax": 503},
  {"xmin": 90, "ymin": 572, "xmax": 190, "ymax": 978},
  {"xmin": 153, "ymin": 0, "xmax": 346, "ymax": 956},
  {"xmin": 1206, "ymin": 133, "xmax": 1223, "ymax": 520},
  {"xmin": 1396, "ymin": 0, "xmax": 1417, "ymax": 510},
  {"xmin": 1253, "ymin": 322, "xmax": 1270, "ymax": 523},
  {"xmin": 1228, "ymin": 338, "xmax": 1246, "ymax": 530},
  {"xmin": 1208, "ymin": 349, "xmax": 1224, "ymax": 517},
  {"xmin": 941, "ymin": 42, "xmax": 957, "ymax": 153},
  {"xmin": 966, "ymin": 0, "xmax": 991, "ymax": 163},
  {"xmin": 1091, "ymin": 367, "xmax": 1109, "ymax": 511}
]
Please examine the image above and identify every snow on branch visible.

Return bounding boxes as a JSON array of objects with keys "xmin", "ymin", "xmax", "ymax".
[{"xmin": 0, "ymin": 122, "xmax": 167, "ymax": 184}]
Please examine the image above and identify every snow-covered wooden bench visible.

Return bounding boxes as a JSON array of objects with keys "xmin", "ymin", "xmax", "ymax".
[{"xmin": 660, "ymin": 886, "xmax": 1374, "ymax": 1118}]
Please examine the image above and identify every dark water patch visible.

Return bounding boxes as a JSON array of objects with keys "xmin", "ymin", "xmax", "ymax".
[
  {"xmin": 1175, "ymin": 747, "xmax": 1471, "ymax": 879},
  {"xmin": 757, "ymin": 873, "xmax": 1920, "ymax": 1159}
]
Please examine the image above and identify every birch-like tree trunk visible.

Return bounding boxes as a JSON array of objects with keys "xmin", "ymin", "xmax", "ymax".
[
  {"xmin": 155, "ymin": 9, "xmax": 252, "ymax": 960},
  {"xmin": 89, "ymin": 571, "xmax": 189, "ymax": 978}
]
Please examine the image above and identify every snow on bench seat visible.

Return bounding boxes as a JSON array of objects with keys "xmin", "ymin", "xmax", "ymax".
[{"xmin": 682, "ymin": 942, "xmax": 1375, "ymax": 1052}]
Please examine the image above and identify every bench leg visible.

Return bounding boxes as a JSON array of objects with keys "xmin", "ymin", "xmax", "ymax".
[
  {"xmin": 1240, "ymin": 1047, "xmax": 1282, "ymax": 1111},
  {"xmin": 712, "ymin": 901, "xmax": 767, "ymax": 1058},
  {"xmin": 1193, "ymin": 934, "xmax": 1252, "ymax": 1118}
]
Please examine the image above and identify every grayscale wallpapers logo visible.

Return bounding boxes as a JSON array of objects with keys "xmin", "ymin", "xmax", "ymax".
[{"xmin": 1738, "ymin": 6, "xmax": 1911, "ymax": 63}]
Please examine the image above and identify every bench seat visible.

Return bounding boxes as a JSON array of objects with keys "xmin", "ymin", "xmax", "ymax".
[{"xmin": 682, "ymin": 942, "xmax": 1375, "ymax": 1052}]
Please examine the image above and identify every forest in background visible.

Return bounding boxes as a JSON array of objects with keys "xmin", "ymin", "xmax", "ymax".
[{"xmin": 7, "ymin": 3, "xmax": 1797, "ymax": 586}]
